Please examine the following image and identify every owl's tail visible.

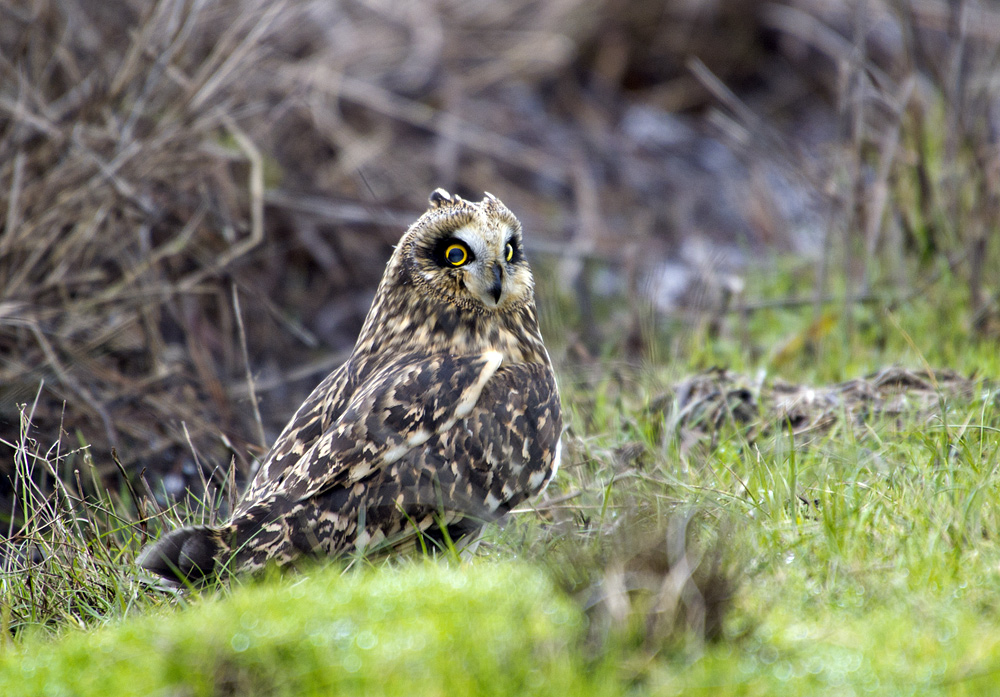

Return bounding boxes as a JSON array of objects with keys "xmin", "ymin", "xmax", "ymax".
[{"xmin": 137, "ymin": 524, "xmax": 234, "ymax": 583}]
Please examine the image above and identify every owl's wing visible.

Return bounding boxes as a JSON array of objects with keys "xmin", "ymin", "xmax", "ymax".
[
  {"xmin": 223, "ymin": 350, "xmax": 561, "ymax": 568},
  {"xmin": 237, "ymin": 362, "xmax": 352, "ymax": 514},
  {"xmin": 276, "ymin": 351, "xmax": 505, "ymax": 503},
  {"xmin": 367, "ymin": 357, "xmax": 562, "ymax": 524}
]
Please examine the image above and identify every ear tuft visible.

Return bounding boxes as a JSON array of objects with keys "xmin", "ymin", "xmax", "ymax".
[{"xmin": 429, "ymin": 188, "xmax": 454, "ymax": 208}]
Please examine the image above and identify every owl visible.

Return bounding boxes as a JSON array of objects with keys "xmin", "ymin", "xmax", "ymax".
[{"xmin": 139, "ymin": 189, "xmax": 562, "ymax": 581}]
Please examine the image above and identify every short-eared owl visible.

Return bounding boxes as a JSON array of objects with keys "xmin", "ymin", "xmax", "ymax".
[{"xmin": 139, "ymin": 189, "xmax": 562, "ymax": 581}]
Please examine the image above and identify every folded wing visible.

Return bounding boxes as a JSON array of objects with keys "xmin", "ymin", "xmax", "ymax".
[{"xmin": 224, "ymin": 350, "xmax": 561, "ymax": 571}]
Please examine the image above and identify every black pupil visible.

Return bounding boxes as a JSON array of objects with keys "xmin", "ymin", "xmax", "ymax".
[{"xmin": 448, "ymin": 246, "xmax": 465, "ymax": 264}]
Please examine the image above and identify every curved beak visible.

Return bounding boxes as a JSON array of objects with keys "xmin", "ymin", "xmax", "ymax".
[{"xmin": 488, "ymin": 263, "xmax": 503, "ymax": 304}]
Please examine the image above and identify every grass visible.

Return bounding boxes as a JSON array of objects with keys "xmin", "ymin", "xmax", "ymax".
[
  {"xmin": 7, "ymin": 254, "xmax": 1000, "ymax": 695},
  {"xmin": 0, "ymin": 563, "xmax": 614, "ymax": 697}
]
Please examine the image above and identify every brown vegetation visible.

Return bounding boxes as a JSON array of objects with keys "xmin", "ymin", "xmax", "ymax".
[{"xmin": 2, "ymin": 0, "xmax": 998, "ymax": 515}]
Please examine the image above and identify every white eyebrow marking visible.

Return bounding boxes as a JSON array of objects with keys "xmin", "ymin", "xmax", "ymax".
[{"xmin": 453, "ymin": 225, "xmax": 492, "ymax": 258}]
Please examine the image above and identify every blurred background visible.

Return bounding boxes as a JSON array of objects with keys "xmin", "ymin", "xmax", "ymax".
[{"xmin": 1, "ymin": 0, "xmax": 997, "ymax": 509}]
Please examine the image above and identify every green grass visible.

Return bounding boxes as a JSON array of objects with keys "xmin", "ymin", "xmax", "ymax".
[
  {"xmin": 666, "ymin": 415, "xmax": 1000, "ymax": 694},
  {"xmin": 5, "ymin": 249, "xmax": 1000, "ymax": 695},
  {"xmin": 9, "ymin": 359, "xmax": 1000, "ymax": 695},
  {"xmin": 1, "ymin": 563, "xmax": 614, "ymax": 697}
]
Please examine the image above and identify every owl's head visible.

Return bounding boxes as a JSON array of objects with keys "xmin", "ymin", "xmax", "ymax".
[{"xmin": 399, "ymin": 189, "xmax": 535, "ymax": 313}]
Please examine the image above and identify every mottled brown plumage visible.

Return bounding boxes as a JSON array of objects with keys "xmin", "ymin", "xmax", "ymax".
[{"xmin": 139, "ymin": 189, "xmax": 562, "ymax": 582}]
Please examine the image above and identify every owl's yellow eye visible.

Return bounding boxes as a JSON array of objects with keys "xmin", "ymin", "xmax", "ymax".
[
  {"xmin": 505, "ymin": 242, "xmax": 514, "ymax": 262},
  {"xmin": 445, "ymin": 243, "xmax": 469, "ymax": 266}
]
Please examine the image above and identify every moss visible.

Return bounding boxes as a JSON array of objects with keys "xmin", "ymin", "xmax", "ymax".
[{"xmin": 0, "ymin": 563, "xmax": 613, "ymax": 697}]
